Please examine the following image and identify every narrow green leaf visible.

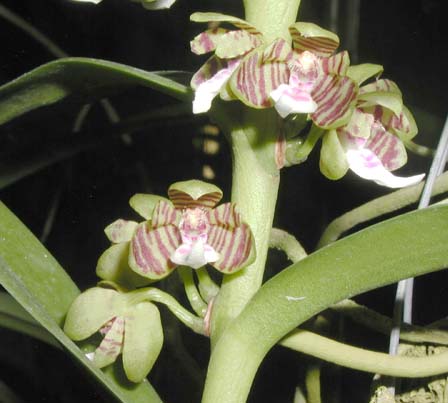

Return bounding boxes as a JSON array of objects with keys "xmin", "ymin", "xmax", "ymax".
[
  {"xmin": 203, "ymin": 205, "xmax": 448, "ymax": 403},
  {"xmin": 0, "ymin": 201, "xmax": 162, "ymax": 403},
  {"xmin": 0, "ymin": 57, "xmax": 191, "ymax": 126}
]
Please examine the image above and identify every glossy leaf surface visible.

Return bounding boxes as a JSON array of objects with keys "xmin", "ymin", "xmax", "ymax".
[
  {"xmin": 203, "ymin": 205, "xmax": 448, "ymax": 403},
  {"xmin": 0, "ymin": 57, "xmax": 191, "ymax": 126}
]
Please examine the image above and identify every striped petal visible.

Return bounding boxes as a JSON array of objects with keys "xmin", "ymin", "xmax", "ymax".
[
  {"xmin": 129, "ymin": 222, "xmax": 181, "ymax": 279},
  {"xmin": 262, "ymin": 38, "xmax": 293, "ymax": 63},
  {"xmin": 123, "ymin": 302, "xmax": 163, "ymax": 383},
  {"xmin": 289, "ymin": 22, "xmax": 339, "ymax": 57},
  {"xmin": 207, "ymin": 202, "xmax": 241, "ymax": 228},
  {"xmin": 151, "ymin": 200, "xmax": 179, "ymax": 228},
  {"xmin": 338, "ymin": 108, "xmax": 374, "ymax": 139},
  {"xmin": 168, "ymin": 179, "xmax": 223, "ymax": 209},
  {"xmin": 364, "ymin": 122, "xmax": 407, "ymax": 171},
  {"xmin": 92, "ymin": 316, "xmax": 125, "ymax": 369},
  {"xmin": 229, "ymin": 48, "xmax": 289, "ymax": 108},
  {"xmin": 311, "ymin": 75, "xmax": 358, "ymax": 129},
  {"xmin": 345, "ymin": 148, "xmax": 424, "ymax": 188},
  {"xmin": 129, "ymin": 193, "xmax": 170, "ymax": 220},
  {"xmin": 190, "ymin": 28, "xmax": 229, "ymax": 55},
  {"xmin": 190, "ymin": 12, "xmax": 261, "ymax": 35},
  {"xmin": 207, "ymin": 222, "xmax": 255, "ymax": 273},
  {"xmin": 359, "ymin": 79, "xmax": 402, "ymax": 97},
  {"xmin": 215, "ymin": 30, "xmax": 263, "ymax": 59},
  {"xmin": 392, "ymin": 106, "xmax": 418, "ymax": 140},
  {"xmin": 191, "ymin": 55, "xmax": 226, "ymax": 90},
  {"xmin": 104, "ymin": 219, "xmax": 138, "ymax": 243},
  {"xmin": 192, "ymin": 58, "xmax": 240, "ymax": 113},
  {"xmin": 206, "ymin": 203, "xmax": 255, "ymax": 273},
  {"xmin": 321, "ymin": 51, "xmax": 350, "ymax": 76}
]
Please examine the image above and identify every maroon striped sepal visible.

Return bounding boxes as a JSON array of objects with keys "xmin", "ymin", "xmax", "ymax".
[
  {"xmin": 129, "ymin": 202, "xmax": 181, "ymax": 280},
  {"xmin": 310, "ymin": 74, "xmax": 358, "ymax": 129},
  {"xmin": 229, "ymin": 39, "xmax": 292, "ymax": 108},
  {"xmin": 168, "ymin": 179, "xmax": 223, "ymax": 209},
  {"xmin": 206, "ymin": 203, "xmax": 255, "ymax": 273}
]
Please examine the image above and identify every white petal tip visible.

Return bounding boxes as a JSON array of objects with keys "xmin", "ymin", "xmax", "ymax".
[{"xmin": 142, "ymin": 0, "xmax": 176, "ymax": 9}]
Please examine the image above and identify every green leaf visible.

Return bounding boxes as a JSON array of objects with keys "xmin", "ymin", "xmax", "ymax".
[
  {"xmin": 0, "ymin": 292, "xmax": 59, "ymax": 348},
  {"xmin": 0, "ymin": 57, "xmax": 191, "ymax": 126},
  {"xmin": 0, "ymin": 201, "xmax": 162, "ymax": 403},
  {"xmin": 203, "ymin": 205, "xmax": 448, "ymax": 403}
]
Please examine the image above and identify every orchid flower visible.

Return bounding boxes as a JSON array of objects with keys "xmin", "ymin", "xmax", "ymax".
[
  {"xmin": 112, "ymin": 180, "xmax": 256, "ymax": 280},
  {"xmin": 267, "ymin": 23, "xmax": 358, "ymax": 130},
  {"xmin": 64, "ymin": 286, "xmax": 163, "ymax": 383},
  {"xmin": 320, "ymin": 78, "xmax": 423, "ymax": 188},
  {"xmin": 190, "ymin": 12, "xmax": 264, "ymax": 113}
]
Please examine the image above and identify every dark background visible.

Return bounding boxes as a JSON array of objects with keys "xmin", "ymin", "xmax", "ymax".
[{"xmin": 0, "ymin": 0, "xmax": 447, "ymax": 402}]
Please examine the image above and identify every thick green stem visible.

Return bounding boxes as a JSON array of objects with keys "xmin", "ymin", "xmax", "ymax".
[
  {"xmin": 243, "ymin": 0, "xmax": 301, "ymax": 42},
  {"xmin": 210, "ymin": 108, "xmax": 280, "ymax": 340}
]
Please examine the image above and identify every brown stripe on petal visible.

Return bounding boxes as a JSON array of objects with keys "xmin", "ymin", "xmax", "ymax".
[
  {"xmin": 93, "ymin": 316, "xmax": 124, "ymax": 367},
  {"xmin": 312, "ymin": 76, "xmax": 357, "ymax": 129},
  {"xmin": 322, "ymin": 51, "xmax": 350, "ymax": 76},
  {"xmin": 191, "ymin": 55, "xmax": 226, "ymax": 89},
  {"xmin": 231, "ymin": 48, "xmax": 288, "ymax": 108},
  {"xmin": 210, "ymin": 223, "xmax": 254, "ymax": 273},
  {"xmin": 290, "ymin": 33, "xmax": 338, "ymax": 57},
  {"xmin": 197, "ymin": 191, "xmax": 222, "ymax": 208},
  {"xmin": 168, "ymin": 189, "xmax": 195, "ymax": 209},
  {"xmin": 131, "ymin": 224, "xmax": 179, "ymax": 278},
  {"xmin": 207, "ymin": 203, "xmax": 241, "ymax": 228},
  {"xmin": 229, "ymin": 225, "xmax": 251, "ymax": 271},
  {"xmin": 217, "ymin": 228, "xmax": 238, "ymax": 270},
  {"xmin": 151, "ymin": 200, "xmax": 178, "ymax": 228},
  {"xmin": 190, "ymin": 28, "xmax": 229, "ymax": 55},
  {"xmin": 365, "ymin": 124, "xmax": 407, "ymax": 171}
]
